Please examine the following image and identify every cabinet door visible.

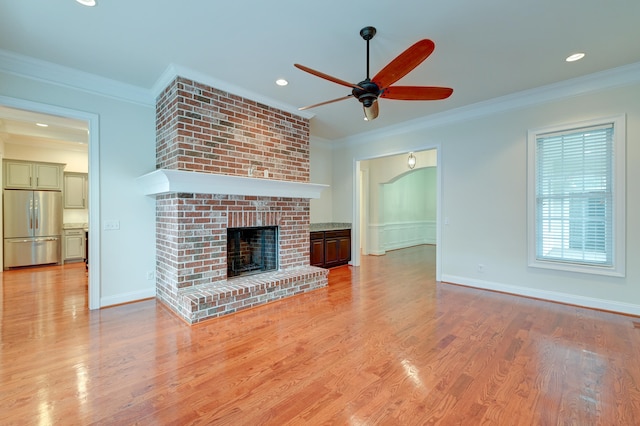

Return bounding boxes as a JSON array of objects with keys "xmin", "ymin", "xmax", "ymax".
[
  {"xmin": 4, "ymin": 161, "xmax": 33, "ymax": 189},
  {"xmin": 338, "ymin": 236, "xmax": 351, "ymax": 263},
  {"xmin": 64, "ymin": 231, "xmax": 86, "ymax": 260},
  {"xmin": 310, "ymin": 239, "xmax": 325, "ymax": 267},
  {"xmin": 64, "ymin": 173, "xmax": 87, "ymax": 209},
  {"xmin": 324, "ymin": 237, "xmax": 340, "ymax": 266},
  {"xmin": 35, "ymin": 164, "xmax": 62, "ymax": 190}
]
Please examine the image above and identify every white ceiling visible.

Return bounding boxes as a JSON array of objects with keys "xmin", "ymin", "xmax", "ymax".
[{"xmin": 1, "ymin": 0, "xmax": 639, "ymax": 143}]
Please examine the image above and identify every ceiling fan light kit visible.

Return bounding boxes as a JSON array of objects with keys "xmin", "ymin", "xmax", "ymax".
[{"xmin": 295, "ymin": 26, "xmax": 453, "ymax": 121}]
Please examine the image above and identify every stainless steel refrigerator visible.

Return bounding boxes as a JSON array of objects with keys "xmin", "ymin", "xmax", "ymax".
[{"xmin": 3, "ymin": 189, "xmax": 62, "ymax": 269}]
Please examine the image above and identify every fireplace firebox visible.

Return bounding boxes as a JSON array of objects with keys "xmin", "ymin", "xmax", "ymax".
[{"xmin": 227, "ymin": 226, "xmax": 278, "ymax": 278}]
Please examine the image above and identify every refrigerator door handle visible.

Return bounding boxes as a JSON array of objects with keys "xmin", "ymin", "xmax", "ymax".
[
  {"xmin": 29, "ymin": 199, "xmax": 34, "ymax": 230},
  {"xmin": 35, "ymin": 199, "xmax": 39, "ymax": 230}
]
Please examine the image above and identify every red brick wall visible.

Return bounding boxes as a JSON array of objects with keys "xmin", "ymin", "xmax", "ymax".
[
  {"xmin": 155, "ymin": 77, "xmax": 314, "ymax": 310},
  {"xmin": 156, "ymin": 77, "xmax": 310, "ymax": 181}
]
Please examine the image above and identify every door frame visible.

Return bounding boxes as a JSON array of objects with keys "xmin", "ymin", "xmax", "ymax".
[{"xmin": 0, "ymin": 96, "xmax": 101, "ymax": 310}]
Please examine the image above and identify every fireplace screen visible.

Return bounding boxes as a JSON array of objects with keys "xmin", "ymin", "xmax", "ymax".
[{"xmin": 227, "ymin": 226, "xmax": 278, "ymax": 278}]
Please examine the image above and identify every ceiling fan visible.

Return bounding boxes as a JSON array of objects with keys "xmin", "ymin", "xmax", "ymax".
[{"xmin": 294, "ymin": 26, "xmax": 453, "ymax": 121}]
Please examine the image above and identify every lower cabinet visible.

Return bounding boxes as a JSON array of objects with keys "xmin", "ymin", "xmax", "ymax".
[
  {"xmin": 310, "ymin": 229, "xmax": 351, "ymax": 268},
  {"xmin": 64, "ymin": 229, "xmax": 86, "ymax": 262},
  {"xmin": 310, "ymin": 232, "xmax": 325, "ymax": 267}
]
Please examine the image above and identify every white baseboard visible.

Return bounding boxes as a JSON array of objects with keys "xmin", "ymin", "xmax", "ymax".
[
  {"xmin": 441, "ymin": 274, "xmax": 640, "ymax": 316},
  {"xmin": 100, "ymin": 287, "xmax": 156, "ymax": 308}
]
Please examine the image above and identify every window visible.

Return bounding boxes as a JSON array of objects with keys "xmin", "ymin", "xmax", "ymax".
[{"xmin": 527, "ymin": 116, "xmax": 625, "ymax": 276}]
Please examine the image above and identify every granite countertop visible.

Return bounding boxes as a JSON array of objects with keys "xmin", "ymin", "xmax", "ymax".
[
  {"xmin": 63, "ymin": 223, "xmax": 88, "ymax": 230},
  {"xmin": 310, "ymin": 222, "xmax": 352, "ymax": 232}
]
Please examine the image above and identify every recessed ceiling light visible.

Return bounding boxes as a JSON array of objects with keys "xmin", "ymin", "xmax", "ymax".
[
  {"xmin": 36, "ymin": 123, "xmax": 49, "ymax": 127},
  {"xmin": 275, "ymin": 79, "xmax": 288, "ymax": 86},
  {"xmin": 76, "ymin": 0, "xmax": 96, "ymax": 6},
  {"xmin": 566, "ymin": 52, "xmax": 585, "ymax": 62}
]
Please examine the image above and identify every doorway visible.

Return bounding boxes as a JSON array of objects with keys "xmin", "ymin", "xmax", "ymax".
[
  {"xmin": 0, "ymin": 97, "xmax": 100, "ymax": 310},
  {"xmin": 353, "ymin": 147, "xmax": 442, "ymax": 281}
]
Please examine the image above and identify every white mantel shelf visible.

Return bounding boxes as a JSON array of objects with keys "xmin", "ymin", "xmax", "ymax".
[{"xmin": 137, "ymin": 169, "xmax": 328, "ymax": 199}]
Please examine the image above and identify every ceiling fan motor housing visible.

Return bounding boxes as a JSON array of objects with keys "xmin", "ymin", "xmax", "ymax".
[{"xmin": 353, "ymin": 80, "xmax": 380, "ymax": 107}]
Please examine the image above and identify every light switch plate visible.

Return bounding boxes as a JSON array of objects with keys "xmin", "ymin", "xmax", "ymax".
[{"xmin": 103, "ymin": 220, "xmax": 120, "ymax": 230}]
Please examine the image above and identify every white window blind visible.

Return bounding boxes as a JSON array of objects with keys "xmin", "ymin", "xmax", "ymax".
[
  {"xmin": 535, "ymin": 124, "xmax": 613, "ymax": 266},
  {"xmin": 527, "ymin": 115, "xmax": 625, "ymax": 277}
]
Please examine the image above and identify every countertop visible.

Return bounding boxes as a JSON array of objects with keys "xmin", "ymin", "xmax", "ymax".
[
  {"xmin": 310, "ymin": 222, "xmax": 352, "ymax": 232},
  {"xmin": 63, "ymin": 223, "xmax": 88, "ymax": 230}
]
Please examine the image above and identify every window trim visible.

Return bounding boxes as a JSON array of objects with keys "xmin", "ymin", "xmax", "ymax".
[{"xmin": 527, "ymin": 115, "xmax": 626, "ymax": 277}]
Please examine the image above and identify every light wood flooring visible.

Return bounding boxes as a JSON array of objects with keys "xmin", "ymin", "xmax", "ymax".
[{"xmin": 1, "ymin": 246, "xmax": 639, "ymax": 425}]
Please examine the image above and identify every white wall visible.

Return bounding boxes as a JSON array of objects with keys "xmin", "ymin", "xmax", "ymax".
[
  {"xmin": 382, "ymin": 167, "xmax": 437, "ymax": 251},
  {"xmin": 383, "ymin": 168, "xmax": 436, "ymax": 223},
  {"xmin": 332, "ymin": 77, "xmax": 640, "ymax": 315},
  {"xmin": 0, "ymin": 71, "xmax": 157, "ymax": 307},
  {"xmin": 309, "ymin": 137, "xmax": 333, "ymax": 223}
]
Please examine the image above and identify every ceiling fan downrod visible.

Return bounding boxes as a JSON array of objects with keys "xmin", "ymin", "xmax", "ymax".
[
  {"xmin": 359, "ymin": 26, "xmax": 376, "ymax": 80},
  {"xmin": 356, "ymin": 26, "xmax": 380, "ymax": 117}
]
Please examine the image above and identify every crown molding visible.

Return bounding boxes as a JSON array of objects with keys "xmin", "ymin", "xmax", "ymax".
[
  {"xmin": 3, "ymin": 135, "xmax": 88, "ymax": 152},
  {"xmin": 0, "ymin": 49, "xmax": 155, "ymax": 107},
  {"xmin": 151, "ymin": 63, "xmax": 314, "ymax": 120},
  {"xmin": 5, "ymin": 47, "xmax": 637, "ymax": 146},
  {"xmin": 339, "ymin": 61, "xmax": 640, "ymax": 147}
]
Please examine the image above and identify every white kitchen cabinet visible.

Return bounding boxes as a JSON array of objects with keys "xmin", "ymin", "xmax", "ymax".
[
  {"xmin": 3, "ymin": 159, "xmax": 64, "ymax": 190},
  {"xmin": 64, "ymin": 172, "xmax": 88, "ymax": 209},
  {"xmin": 63, "ymin": 228, "xmax": 86, "ymax": 262}
]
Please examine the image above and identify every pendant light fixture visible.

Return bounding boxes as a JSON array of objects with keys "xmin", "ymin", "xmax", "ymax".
[{"xmin": 407, "ymin": 152, "xmax": 416, "ymax": 169}]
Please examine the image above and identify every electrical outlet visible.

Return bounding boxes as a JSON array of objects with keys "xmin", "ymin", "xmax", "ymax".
[
  {"xmin": 146, "ymin": 271, "xmax": 154, "ymax": 280},
  {"xmin": 477, "ymin": 263, "xmax": 485, "ymax": 273},
  {"xmin": 103, "ymin": 220, "xmax": 120, "ymax": 230}
]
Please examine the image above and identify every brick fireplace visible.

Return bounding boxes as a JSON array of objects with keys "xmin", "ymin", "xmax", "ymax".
[{"xmin": 140, "ymin": 76, "xmax": 329, "ymax": 324}]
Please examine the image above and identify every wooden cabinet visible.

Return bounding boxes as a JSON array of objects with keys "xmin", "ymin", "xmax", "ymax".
[
  {"xmin": 310, "ymin": 231, "xmax": 325, "ymax": 267},
  {"xmin": 64, "ymin": 228, "xmax": 86, "ymax": 262},
  {"xmin": 3, "ymin": 159, "xmax": 64, "ymax": 190},
  {"xmin": 64, "ymin": 172, "xmax": 88, "ymax": 209},
  {"xmin": 310, "ymin": 229, "xmax": 351, "ymax": 268}
]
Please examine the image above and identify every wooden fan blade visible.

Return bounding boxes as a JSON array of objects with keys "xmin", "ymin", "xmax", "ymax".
[
  {"xmin": 363, "ymin": 100, "xmax": 379, "ymax": 121},
  {"xmin": 294, "ymin": 64, "xmax": 361, "ymax": 90},
  {"xmin": 372, "ymin": 39, "xmax": 435, "ymax": 89},
  {"xmin": 299, "ymin": 94, "xmax": 354, "ymax": 111},
  {"xmin": 381, "ymin": 86, "xmax": 453, "ymax": 100}
]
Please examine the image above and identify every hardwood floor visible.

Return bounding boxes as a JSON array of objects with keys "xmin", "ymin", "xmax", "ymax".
[{"xmin": 1, "ymin": 246, "xmax": 639, "ymax": 425}]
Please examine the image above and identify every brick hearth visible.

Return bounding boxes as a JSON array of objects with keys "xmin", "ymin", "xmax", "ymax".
[{"xmin": 152, "ymin": 76, "xmax": 328, "ymax": 324}]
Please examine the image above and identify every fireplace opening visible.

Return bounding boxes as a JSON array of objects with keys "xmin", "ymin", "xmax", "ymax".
[{"xmin": 227, "ymin": 226, "xmax": 279, "ymax": 278}]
